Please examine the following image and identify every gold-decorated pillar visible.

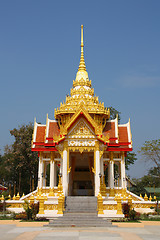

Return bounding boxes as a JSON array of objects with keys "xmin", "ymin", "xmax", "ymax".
[
  {"xmin": 62, "ymin": 142, "xmax": 68, "ymax": 196},
  {"xmin": 49, "ymin": 152, "xmax": 55, "ymax": 196},
  {"xmin": 95, "ymin": 142, "xmax": 100, "ymax": 196},
  {"xmin": 108, "ymin": 153, "xmax": 115, "ymax": 197},
  {"xmin": 116, "ymin": 195, "xmax": 123, "ymax": 215}
]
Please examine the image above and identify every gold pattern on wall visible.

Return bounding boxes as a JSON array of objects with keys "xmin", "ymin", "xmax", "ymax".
[
  {"xmin": 103, "ymin": 204, "xmax": 117, "ymax": 210},
  {"xmin": 44, "ymin": 204, "xmax": 58, "ymax": 210},
  {"xmin": 69, "ymin": 146, "xmax": 94, "ymax": 153},
  {"xmin": 133, "ymin": 203, "xmax": 156, "ymax": 208},
  {"xmin": 68, "ymin": 119, "xmax": 95, "ymax": 138},
  {"xmin": 7, "ymin": 203, "xmax": 22, "ymax": 208}
]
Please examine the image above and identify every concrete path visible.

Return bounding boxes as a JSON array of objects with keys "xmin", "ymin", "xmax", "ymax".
[{"xmin": 0, "ymin": 220, "xmax": 160, "ymax": 240}]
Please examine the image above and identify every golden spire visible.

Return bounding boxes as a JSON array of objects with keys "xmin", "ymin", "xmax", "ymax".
[{"xmin": 78, "ymin": 25, "xmax": 86, "ymax": 71}]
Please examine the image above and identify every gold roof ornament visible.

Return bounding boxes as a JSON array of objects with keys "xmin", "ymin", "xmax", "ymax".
[
  {"xmin": 78, "ymin": 25, "xmax": 86, "ymax": 71},
  {"xmin": 54, "ymin": 25, "xmax": 110, "ymax": 127},
  {"xmin": 75, "ymin": 25, "xmax": 90, "ymax": 87}
]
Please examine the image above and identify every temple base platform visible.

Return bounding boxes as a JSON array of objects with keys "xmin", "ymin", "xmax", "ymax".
[{"xmin": 4, "ymin": 187, "xmax": 157, "ymax": 219}]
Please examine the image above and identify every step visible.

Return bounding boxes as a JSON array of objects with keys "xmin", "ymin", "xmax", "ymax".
[
  {"xmin": 46, "ymin": 196, "xmax": 113, "ymax": 228},
  {"xmin": 47, "ymin": 223, "xmax": 112, "ymax": 227},
  {"xmin": 50, "ymin": 218, "xmax": 110, "ymax": 222},
  {"xmin": 64, "ymin": 212, "xmax": 98, "ymax": 216}
]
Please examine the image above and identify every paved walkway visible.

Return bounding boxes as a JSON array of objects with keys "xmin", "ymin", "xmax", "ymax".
[{"xmin": 0, "ymin": 220, "xmax": 160, "ymax": 240}]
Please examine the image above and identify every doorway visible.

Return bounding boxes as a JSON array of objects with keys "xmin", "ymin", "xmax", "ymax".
[{"xmin": 69, "ymin": 152, "xmax": 94, "ymax": 196}]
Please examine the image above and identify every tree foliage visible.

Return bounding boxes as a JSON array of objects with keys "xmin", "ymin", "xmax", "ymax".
[
  {"xmin": 131, "ymin": 167, "xmax": 160, "ymax": 196},
  {"xmin": 139, "ymin": 139, "xmax": 160, "ymax": 171},
  {"xmin": 109, "ymin": 107, "xmax": 121, "ymax": 123},
  {"xmin": 125, "ymin": 152, "xmax": 137, "ymax": 170},
  {"xmin": 0, "ymin": 123, "xmax": 38, "ymax": 195}
]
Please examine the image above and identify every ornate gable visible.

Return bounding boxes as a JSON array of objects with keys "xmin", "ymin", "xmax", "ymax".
[
  {"xmin": 68, "ymin": 118, "xmax": 96, "ymax": 139},
  {"xmin": 67, "ymin": 117, "xmax": 96, "ymax": 149}
]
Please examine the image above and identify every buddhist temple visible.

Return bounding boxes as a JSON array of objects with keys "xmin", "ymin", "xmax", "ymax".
[
  {"xmin": 31, "ymin": 25, "xmax": 132, "ymax": 198},
  {"xmin": 4, "ymin": 26, "xmax": 156, "ymax": 220}
]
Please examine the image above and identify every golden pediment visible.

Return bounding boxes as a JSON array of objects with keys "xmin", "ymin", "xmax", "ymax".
[{"xmin": 68, "ymin": 118, "xmax": 95, "ymax": 138}]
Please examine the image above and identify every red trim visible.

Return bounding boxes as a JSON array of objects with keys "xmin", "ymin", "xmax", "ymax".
[
  {"xmin": 33, "ymin": 142, "xmax": 44, "ymax": 145},
  {"xmin": 119, "ymin": 142, "xmax": 131, "ymax": 146},
  {"xmin": 109, "ymin": 137, "xmax": 118, "ymax": 141},
  {"xmin": 46, "ymin": 137, "xmax": 53, "ymax": 140},
  {"xmin": 33, "ymin": 142, "xmax": 57, "ymax": 146},
  {"xmin": 107, "ymin": 142, "xmax": 131, "ymax": 147},
  {"xmin": 108, "ymin": 143, "xmax": 119, "ymax": 147},
  {"xmin": 44, "ymin": 143, "xmax": 56, "ymax": 147},
  {"xmin": 31, "ymin": 148, "xmax": 58, "ymax": 152},
  {"xmin": 107, "ymin": 148, "xmax": 132, "ymax": 152}
]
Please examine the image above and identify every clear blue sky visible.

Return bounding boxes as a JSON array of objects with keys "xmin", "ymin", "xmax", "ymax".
[{"xmin": 0, "ymin": 0, "xmax": 160, "ymax": 178}]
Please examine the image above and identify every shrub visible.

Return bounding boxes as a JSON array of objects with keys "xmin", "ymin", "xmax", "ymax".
[
  {"xmin": 0, "ymin": 202, "xmax": 3, "ymax": 212},
  {"xmin": 122, "ymin": 203, "xmax": 131, "ymax": 218},
  {"xmin": 129, "ymin": 209, "xmax": 140, "ymax": 220},
  {"xmin": 22, "ymin": 200, "xmax": 39, "ymax": 220},
  {"xmin": 15, "ymin": 212, "xmax": 27, "ymax": 220}
]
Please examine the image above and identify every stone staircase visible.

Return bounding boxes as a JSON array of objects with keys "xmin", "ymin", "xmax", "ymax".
[{"xmin": 48, "ymin": 196, "xmax": 112, "ymax": 227}]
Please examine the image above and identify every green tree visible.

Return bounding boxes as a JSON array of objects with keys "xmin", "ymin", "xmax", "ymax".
[
  {"xmin": 109, "ymin": 107, "xmax": 121, "ymax": 123},
  {"xmin": 0, "ymin": 123, "xmax": 38, "ymax": 195},
  {"xmin": 131, "ymin": 167, "xmax": 160, "ymax": 196},
  {"xmin": 139, "ymin": 139, "xmax": 160, "ymax": 172},
  {"xmin": 125, "ymin": 152, "xmax": 137, "ymax": 170}
]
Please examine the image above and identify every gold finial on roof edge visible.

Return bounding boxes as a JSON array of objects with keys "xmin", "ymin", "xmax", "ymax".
[{"xmin": 78, "ymin": 25, "xmax": 86, "ymax": 71}]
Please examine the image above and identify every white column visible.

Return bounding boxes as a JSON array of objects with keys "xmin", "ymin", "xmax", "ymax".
[
  {"xmin": 109, "ymin": 160, "xmax": 114, "ymax": 189},
  {"xmin": 62, "ymin": 150, "xmax": 68, "ymax": 196},
  {"xmin": 50, "ymin": 160, "xmax": 55, "ymax": 189},
  {"xmin": 38, "ymin": 158, "xmax": 41, "ymax": 188},
  {"xmin": 39, "ymin": 154, "xmax": 43, "ymax": 189},
  {"xmin": 60, "ymin": 160, "xmax": 62, "ymax": 175},
  {"xmin": 43, "ymin": 161, "xmax": 46, "ymax": 187},
  {"xmin": 100, "ymin": 157, "xmax": 104, "ymax": 177},
  {"xmin": 95, "ymin": 150, "xmax": 100, "ymax": 196},
  {"xmin": 54, "ymin": 164, "xmax": 57, "ymax": 186},
  {"xmin": 121, "ymin": 155, "xmax": 126, "ymax": 189},
  {"xmin": 108, "ymin": 162, "xmax": 110, "ymax": 187}
]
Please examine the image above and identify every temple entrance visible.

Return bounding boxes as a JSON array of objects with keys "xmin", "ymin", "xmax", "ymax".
[{"xmin": 69, "ymin": 152, "xmax": 94, "ymax": 196}]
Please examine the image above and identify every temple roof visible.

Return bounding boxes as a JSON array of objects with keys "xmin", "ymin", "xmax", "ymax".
[
  {"xmin": 32, "ymin": 115, "xmax": 132, "ymax": 152},
  {"xmin": 32, "ymin": 25, "xmax": 132, "ymax": 153}
]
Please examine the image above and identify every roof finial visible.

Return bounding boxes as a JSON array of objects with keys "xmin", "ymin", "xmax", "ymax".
[{"xmin": 78, "ymin": 25, "xmax": 86, "ymax": 71}]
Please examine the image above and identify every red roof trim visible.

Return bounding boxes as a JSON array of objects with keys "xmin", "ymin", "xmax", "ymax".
[
  {"xmin": 108, "ymin": 143, "xmax": 119, "ymax": 147},
  {"xmin": 107, "ymin": 147, "xmax": 132, "ymax": 152},
  {"xmin": 31, "ymin": 148, "xmax": 58, "ymax": 152},
  {"xmin": 119, "ymin": 142, "xmax": 131, "ymax": 146},
  {"xmin": 33, "ymin": 142, "xmax": 44, "ymax": 146},
  {"xmin": 46, "ymin": 137, "xmax": 53, "ymax": 140},
  {"xmin": 44, "ymin": 143, "xmax": 56, "ymax": 147},
  {"xmin": 107, "ymin": 142, "xmax": 131, "ymax": 147},
  {"xmin": 109, "ymin": 137, "xmax": 118, "ymax": 140}
]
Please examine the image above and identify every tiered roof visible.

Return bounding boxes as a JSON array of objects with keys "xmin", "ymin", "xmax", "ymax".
[{"xmin": 32, "ymin": 25, "xmax": 132, "ymax": 153}]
